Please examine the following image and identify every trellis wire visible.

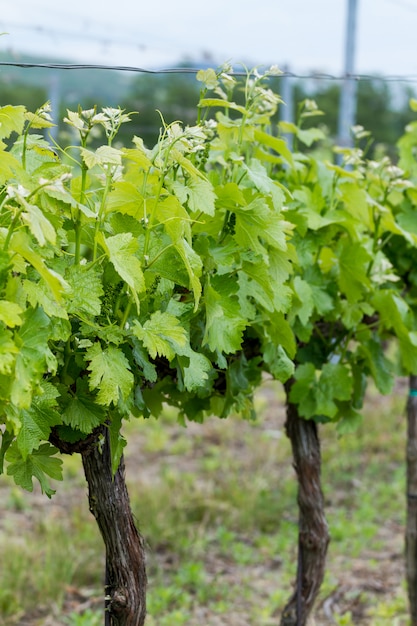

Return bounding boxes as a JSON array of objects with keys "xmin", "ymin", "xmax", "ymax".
[{"xmin": 2, "ymin": 61, "xmax": 417, "ymax": 83}]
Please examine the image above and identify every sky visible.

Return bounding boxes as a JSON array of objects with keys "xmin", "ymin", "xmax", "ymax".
[{"xmin": 1, "ymin": 0, "xmax": 417, "ymax": 79}]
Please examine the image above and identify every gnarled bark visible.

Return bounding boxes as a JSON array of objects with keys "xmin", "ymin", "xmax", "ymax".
[
  {"xmin": 280, "ymin": 382, "xmax": 330, "ymax": 626},
  {"xmin": 406, "ymin": 374, "xmax": 417, "ymax": 626},
  {"xmin": 81, "ymin": 428, "xmax": 147, "ymax": 626}
]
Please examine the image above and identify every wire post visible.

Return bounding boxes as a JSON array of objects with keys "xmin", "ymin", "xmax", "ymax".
[
  {"xmin": 338, "ymin": 0, "xmax": 359, "ymax": 156},
  {"xmin": 281, "ymin": 64, "xmax": 294, "ymax": 151}
]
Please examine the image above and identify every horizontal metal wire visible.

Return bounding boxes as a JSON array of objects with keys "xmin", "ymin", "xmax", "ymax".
[{"xmin": 1, "ymin": 61, "xmax": 417, "ymax": 83}]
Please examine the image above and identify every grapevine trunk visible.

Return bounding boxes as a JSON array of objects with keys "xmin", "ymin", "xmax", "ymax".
[
  {"xmin": 81, "ymin": 428, "xmax": 147, "ymax": 626},
  {"xmin": 406, "ymin": 374, "xmax": 417, "ymax": 625},
  {"xmin": 280, "ymin": 381, "xmax": 330, "ymax": 626}
]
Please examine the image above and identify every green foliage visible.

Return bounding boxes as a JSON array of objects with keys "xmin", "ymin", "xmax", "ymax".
[
  {"xmin": 1, "ymin": 67, "xmax": 417, "ymax": 497},
  {"xmin": 292, "ymin": 79, "xmax": 416, "ymax": 157}
]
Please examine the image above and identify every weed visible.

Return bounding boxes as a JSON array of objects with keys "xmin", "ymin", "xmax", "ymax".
[{"xmin": 64, "ymin": 610, "xmax": 101, "ymax": 626}]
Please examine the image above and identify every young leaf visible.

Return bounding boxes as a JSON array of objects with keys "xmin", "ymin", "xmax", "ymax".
[
  {"xmin": 66, "ymin": 264, "xmax": 104, "ymax": 318},
  {"xmin": 358, "ymin": 337, "xmax": 394, "ymax": 394},
  {"xmin": 174, "ymin": 177, "xmax": 216, "ymax": 216},
  {"xmin": 0, "ymin": 326, "xmax": 18, "ymax": 374},
  {"xmin": 132, "ymin": 311, "xmax": 188, "ymax": 361},
  {"xmin": 62, "ymin": 380, "xmax": 106, "ymax": 433},
  {"xmin": 16, "ymin": 397, "xmax": 62, "ymax": 459},
  {"xmin": 101, "ymin": 233, "xmax": 145, "ymax": 306},
  {"xmin": 106, "ymin": 181, "xmax": 145, "ymax": 218},
  {"xmin": 6, "ymin": 442, "xmax": 63, "ymax": 498},
  {"xmin": 203, "ymin": 277, "xmax": 247, "ymax": 355},
  {"xmin": 234, "ymin": 197, "xmax": 289, "ymax": 259},
  {"xmin": 10, "ymin": 231, "xmax": 69, "ymax": 303},
  {"xmin": 337, "ymin": 239, "xmax": 372, "ymax": 303},
  {"xmin": 180, "ymin": 349, "xmax": 212, "ymax": 392},
  {"xmin": 86, "ymin": 343, "xmax": 134, "ymax": 406},
  {"xmin": 0, "ymin": 301, "xmax": 23, "ymax": 327},
  {"xmin": 23, "ymin": 280, "xmax": 69, "ymax": 320},
  {"xmin": 0, "ymin": 105, "xmax": 26, "ymax": 139},
  {"xmin": 80, "ymin": 145, "xmax": 122, "ymax": 169},
  {"xmin": 263, "ymin": 343, "xmax": 294, "ymax": 383},
  {"xmin": 314, "ymin": 363, "xmax": 353, "ymax": 418},
  {"xmin": 11, "ymin": 308, "xmax": 55, "ymax": 409},
  {"xmin": 21, "ymin": 201, "xmax": 56, "ymax": 246}
]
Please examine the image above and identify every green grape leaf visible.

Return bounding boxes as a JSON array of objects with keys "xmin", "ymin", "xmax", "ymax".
[
  {"xmin": 16, "ymin": 395, "xmax": 62, "ymax": 459},
  {"xmin": 25, "ymin": 110, "xmax": 55, "ymax": 129},
  {"xmin": 292, "ymin": 276, "xmax": 314, "ymax": 325},
  {"xmin": 339, "ymin": 181, "xmax": 372, "ymax": 228},
  {"xmin": 154, "ymin": 195, "xmax": 191, "ymax": 242},
  {"xmin": 0, "ymin": 150, "xmax": 22, "ymax": 183},
  {"xmin": 0, "ymin": 105, "xmax": 26, "ymax": 139},
  {"xmin": 123, "ymin": 144, "xmax": 153, "ymax": 169},
  {"xmin": 215, "ymin": 182, "xmax": 246, "ymax": 209},
  {"xmin": 0, "ymin": 430, "xmax": 14, "ymax": 475},
  {"xmin": 253, "ymin": 129, "xmax": 294, "ymax": 166},
  {"xmin": 6, "ymin": 442, "xmax": 63, "ymax": 498},
  {"xmin": 203, "ymin": 277, "xmax": 247, "ymax": 354},
  {"xmin": 296, "ymin": 127, "xmax": 326, "ymax": 147},
  {"xmin": 269, "ymin": 247, "xmax": 294, "ymax": 284},
  {"xmin": 132, "ymin": 311, "xmax": 188, "ymax": 361},
  {"xmin": 372, "ymin": 289, "xmax": 410, "ymax": 338},
  {"xmin": 314, "ymin": 362, "xmax": 353, "ymax": 418},
  {"xmin": 10, "ymin": 231, "xmax": 69, "ymax": 302},
  {"xmin": 146, "ymin": 234, "xmax": 190, "ymax": 286},
  {"xmin": 310, "ymin": 283, "xmax": 334, "ymax": 316},
  {"xmin": 234, "ymin": 197, "xmax": 289, "ymax": 259},
  {"xmin": 290, "ymin": 362, "xmax": 352, "ymax": 419},
  {"xmin": 196, "ymin": 68, "xmax": 219, "ymax": 89},
  {"xmin": 337, "ymin": 239, "xmax": 372, "ymax": 303},
  {"xmin": 21, "ymin": 200, "xmax": 56, "ymax": 246},
  {"xmin": 80, "ymin": 145, "xmax": 122, "ymax": 169},
  {"xmin": 23, "ymin": 279, "xmax": 69, "ymax": 320},
  {"xmin": 11, "ymin": 308, "xmax": 55, "ymax": 409},
  {"xmin": 66, "ymin": 264, "xmax": 104, "ymax": 318},
  {"xmin": 239, "ymin": 260, "xmax": 275, "ymax": 313},
  {"xmin": 180, "ymin": 349, "xmax": 212, "ymax": 392},
  {"xmin": 336, "ymin": 408, "xmax": 363, "ymax": 435},
  {"xmin": 0, "ymin": 326, "xmax": 18, "ymax": 374},
  {"xmin": 0, "ymin": 300, "xmax": 23, "ymax": 327},
  {"xmin": 174, "ymin": 239, "xmax": 203, "ymax": 310},
  {"xmin": 358, "ymin": 337, "xmax": 394, "ymax": 394},
  {"xmin": 62, "ymin": 380, "xmax": 106, "ymax": 433},
  {"xmin": 263, "ymin": 343, "xmax": 294, "ymax": 383},
  {"xmin": 86, "ymin": 343, "xmax": 134, "ymax": 406},
  {"xmin": 199, "ymin": 98, "xmax": 247, "ymax": 114},
  {"xmin": 289, "ymin": 362, "xmax": 317, "ymax": 417},
  {"xmin": 242, "ymin": 159, "xmax": 285, "ymax": 209},
  {"xmin": 132, "ymin": 339, "xmax": 158, "ymax": 383},
  {"xmin": 101, "ymin": 233, "xmax": 145, "ymax": 307},
  {"xmin": 106, "ymin": 181, "xmax": 145, "ymax": 218},
  {"xmin": 173, "ymin": 177, "xmax": 216, "ymax": 216},
  {"xmin": 399, "ymin": 332, "xmax": 417, "ymax": 373},
  {"xmin": 397, "ymin": 202, "xmax": 417, "ymax": 235},
  {"xmin": 267, "ymin": 313, "xmax": 296, "ymax": 358}
]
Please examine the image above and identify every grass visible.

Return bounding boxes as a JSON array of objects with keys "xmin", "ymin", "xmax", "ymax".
[{"xmin": 0, "ymin": 379, "xmax": 411, "ymax": 625}]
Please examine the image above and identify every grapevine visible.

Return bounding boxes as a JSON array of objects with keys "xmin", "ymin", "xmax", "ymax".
[{"xmin": 0, "ymin": 67, "xmax": 417, "ymax": 625}]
